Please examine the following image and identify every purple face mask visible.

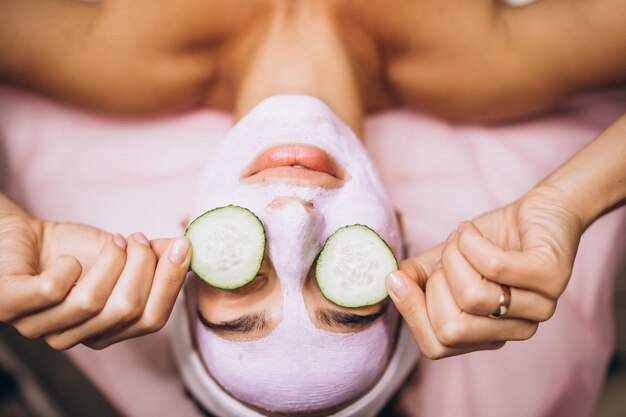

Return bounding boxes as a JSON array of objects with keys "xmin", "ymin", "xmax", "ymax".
[{"xmin": 188, "ymin": 96, "xmax": 401, "ymax": 413}]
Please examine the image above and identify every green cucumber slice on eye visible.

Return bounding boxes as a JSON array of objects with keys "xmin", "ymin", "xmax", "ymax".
[
  {"xmin": 185, "ymin": 205, "xmax": 266, "ymax": 290},
  {"xmin": 316, "ymin": 225, "xmax": 398, "ymax": 308}
]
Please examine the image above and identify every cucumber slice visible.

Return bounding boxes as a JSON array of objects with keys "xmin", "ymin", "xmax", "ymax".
[
  {"xmin": 185, "ymin": 205, "xmax": 266, "ymax": 290},
  {"xmin": 316, "ymin": 225, "xmax": 398, "ymax": 308}
]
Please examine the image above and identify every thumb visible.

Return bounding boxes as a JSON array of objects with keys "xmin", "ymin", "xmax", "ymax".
[
  {"xmin": 1, "ymin": 255, "xmax": 82, "ymax": 322},
  {"xmin": 386, "ymin": 270, "xmax": 425, "ymax": 322},
  {"xmin": 385, "ymin": 270, "xmax": 445, "ymax": 359}
]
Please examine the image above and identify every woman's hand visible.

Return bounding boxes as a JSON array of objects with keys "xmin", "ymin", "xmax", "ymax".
[
  {"xmin": 387, "ymin": 114, "xmax": 626, "ymax": 359},
  {"xmin": 0, "ymin": 195, "xmax": 191, "ymax": 350},
  {"xmin": 386, "ymin": 185, "xmax": 583, "ymax": 359}
]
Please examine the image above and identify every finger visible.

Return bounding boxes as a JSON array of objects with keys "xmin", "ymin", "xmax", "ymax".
[
  {"xmin": 150, "ymin": 238, "xmax": 173, "ymax": 261},
  {"xmin": 398, "ymin": 242, "xmax": 445, "ymax": 289},
  {"xmin": 443, "ymin": 232, "xmax": 556, "ymax": 322},
  {"xmin": 442, "ymin": 230, "xmax": 502, "ymax": 315},
  {"xmin": 12, "ymin": 234, "xmax": 127, "ymax": 339},
  {"xmin": 84, "ymin": 236, "xmax": 191, "ymax": 349},
  {"xmin": 385, "ymin": 270, "xmax": 502, "ymax": 359},
  {"xmin": 427, "ymin": 268, "xmax": 538, "ymax": 347},
  {"xmin": 44, "ymin": 233, "xmax": 157, "ymax": 350},
  {"xmin": 457, "ymin": 221, "xmax": 569, "ymax": 298},
  {"xmin": 0, "ymin": 256, "xmax": 82, "ymax": 322}
]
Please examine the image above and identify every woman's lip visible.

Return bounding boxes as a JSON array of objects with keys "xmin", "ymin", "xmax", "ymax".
[{"xmin": 240, "ymin": 144, "xmax": 346, "ymax": 188}]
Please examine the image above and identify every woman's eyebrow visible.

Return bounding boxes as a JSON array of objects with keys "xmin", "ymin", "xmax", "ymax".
[
  {"xmin": 315, "ymin": 301, "xmax": 390, "ymax": 329},
  {"xmin": 197, "ymin": 309, "xmax": 270, "ymax": 334}
]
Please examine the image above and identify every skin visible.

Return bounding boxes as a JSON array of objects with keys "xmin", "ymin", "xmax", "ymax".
[
  {"xmin": 0, "ymin": 0, "xmax": 624, "ymax": 353},
  {"xmin": 387, "ymin": 115, "xmax": 626, "ymax": 359},
  {"xmin": 0, "ymin": 193, "xmax": 192, "ymax": 350},
  {"xmin": 0, "ymin": 0, "xmax": 625, "ymax": 123}
]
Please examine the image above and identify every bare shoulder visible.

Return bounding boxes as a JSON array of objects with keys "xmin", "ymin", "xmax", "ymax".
[
  {"xmin": 1, "ymin": 0, "xmax": 272, "ymax": 116},
  {"xmin": 338, "ymin": 0, "xmax": 626, "ymax": 122},
  {"xmin": 66, "ymin": 0, "xmax": 233, "ymax": 115}
]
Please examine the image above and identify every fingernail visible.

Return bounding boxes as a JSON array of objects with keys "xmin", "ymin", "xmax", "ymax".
[
  {"xmin": 386, "ymin": 271, "xmax": 408, "ymax": 299},
  {"xmin": 457, "ymin": 221, "xmax": 465, "ymax": 233},
  {"xmin": 446, "ymin": 230, "xmax": 458, "ymax": 244},
  {"xmin": 132, "ymin": 232, "xmax": 150, "ymax": 247},
  {"xmin": 113, "ymin": 233, "xmax": 127, "ymax": 250},
  {"xmin": 170, "ymin": 237, "xmax": 191, "ymax": 265}
]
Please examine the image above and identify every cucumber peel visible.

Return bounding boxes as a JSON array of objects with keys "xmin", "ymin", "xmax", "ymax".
[
  {"xmin": 316, "ymin": 224, "xmax": 398, "ymax": 308},
  {"xmin": 185, "ymin": 205, "xmax": 266, "ymax": 290}
]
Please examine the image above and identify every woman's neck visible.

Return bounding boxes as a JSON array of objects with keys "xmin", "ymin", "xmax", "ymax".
[{"xmin": 232, "ymin": 3, "xmax": 365, "ymax": 136}]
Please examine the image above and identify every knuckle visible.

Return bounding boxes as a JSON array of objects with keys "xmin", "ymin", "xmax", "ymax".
[
  {"xmin": 44, "ymin": 335, "xmax": 71, "ymax": 351},
  {"xmin": 141, "ymin": 312, "xmax": 167, "ymax": 333},
  {"xmin": 484, "ymin": 256, "xmax": 503, "ymax": 278},
  {"xmin": 422, "ymin": 348, "xmax": 447, "ymax": 361},
  {"xmin": 38, "ymin": 278, "xmax": 66, "ymax": 303},
  {"xmin": 14, "ymin": 323, "xmax": 41, "ymax": 339},
  {"xmin": 457, "ymin": 285, "xmax": 487, "ymax": 313},
  {"xmin": 436, "ymin": 320, "xmax": 464, "ymax": 347},
  {"xmin": 112, "ymin": 298, "xmax": 142, "ymax": 323},
  {"xmin": 422, "ymin": 343, "xmax": 447, "ymax": 360},
  {"xmin": 544, "ymin": 262, "xmax": 571, "ymax": 298},
  {"xmin": 545, "ymin": 280, "xmax": 566, "ymax": 299},
  {"xmin": 537, "ymin": 301, "xmax": 557, "ymax": 322},
  {"xmin": 71, "ymin": 292, "xmax": 104, "ymax": 317}
]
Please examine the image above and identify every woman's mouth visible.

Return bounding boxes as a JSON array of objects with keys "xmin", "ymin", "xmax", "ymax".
[{"xmin": 240, "ymin": 144, "xmax": 346, "ymax": 188}]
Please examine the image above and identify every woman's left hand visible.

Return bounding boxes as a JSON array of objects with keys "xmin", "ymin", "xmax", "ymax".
[{"xmin": 386, "ymin": 185, "xmax": 584, "ymax": 359}]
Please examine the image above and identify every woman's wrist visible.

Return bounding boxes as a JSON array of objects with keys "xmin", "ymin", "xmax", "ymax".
[{"xmin": 538, "ymin": 114, "xmax": 626, "ymax": 230}]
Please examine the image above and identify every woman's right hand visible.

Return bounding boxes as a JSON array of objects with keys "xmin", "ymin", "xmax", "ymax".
[
  {"xmin": 0, "ymin": 199, "xmax": 84, "ymax": 324},
  {"xmin": 0, "ymin": 195, "xmax": 191, "ymax": 350}
]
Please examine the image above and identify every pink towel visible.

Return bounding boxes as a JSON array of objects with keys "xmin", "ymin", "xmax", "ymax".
[{"xmin": 1, "ymin": 86, "xmax": 624, "ymax": 417}]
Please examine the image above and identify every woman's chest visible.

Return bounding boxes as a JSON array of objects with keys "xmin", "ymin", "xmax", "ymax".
[{"xmin": 139, "ymin": 0, "xmax": 478, "ymax": 114}]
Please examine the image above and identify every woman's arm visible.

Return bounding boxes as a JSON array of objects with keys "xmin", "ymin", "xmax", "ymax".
[
  {"xmin": 493, "ymin": 0, "xmax": 626, "ymax": 120},
  {"xmin": 541, "ymin": 113, "xmax": 626, "ymax": 229},
  {"xmin": 384, "ymin": 0, "xmax": 626, "ymax": 122},
  {"xmin": 387, "ymin": 114, "xmax": 626, "ymax": 358},
  {"xmin": 0, "ymin": 0, "xmax": 100, "ymax": 104},
  {"xmin": 0, "ymin": 0, "xmax": 218, "ymax": 115}
]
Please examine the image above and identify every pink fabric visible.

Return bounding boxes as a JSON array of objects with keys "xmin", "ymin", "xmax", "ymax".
[{"xmin": 0, "ymin": 86, "xmax": 624, "ymax": 417}]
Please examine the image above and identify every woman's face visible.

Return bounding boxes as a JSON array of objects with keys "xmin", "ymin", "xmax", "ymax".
[{"xmin": 188, "ymin": 96, "xmax": 401, "ymax": 414}]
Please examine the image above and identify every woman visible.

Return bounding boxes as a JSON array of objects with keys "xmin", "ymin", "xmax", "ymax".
[
  {"xmin": 0, "ymin": 0, "xmax": 625, "ymax": 415},
  {"xmin": 173, "ymin": 95, "xmax": 420, "ymax": 416}
]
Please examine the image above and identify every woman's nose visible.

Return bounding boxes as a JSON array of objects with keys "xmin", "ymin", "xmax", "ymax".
[{"xmin": 267, "ymin": 196, "xmax": 315, "ymax": 211}]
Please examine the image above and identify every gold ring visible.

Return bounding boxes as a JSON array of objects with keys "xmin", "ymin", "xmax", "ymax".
[{"xmin": 489, "ymin": 284, "xmax": 511, "ymax": 318}]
